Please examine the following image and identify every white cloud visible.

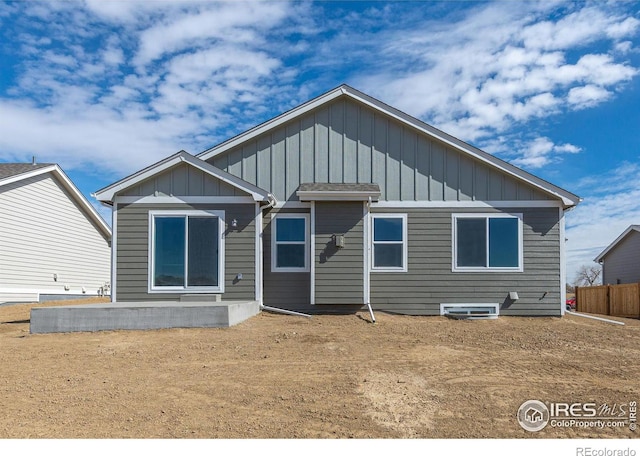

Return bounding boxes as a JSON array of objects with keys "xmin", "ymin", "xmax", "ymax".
[
  {"xmin": 0, "ymin": 1, "xmax": 301, "ymax": 176},
  {"xmin": 567, "ymin": 85, "xmax": 612, "ymax": 109},
  {"xmin": 352, "ymin": 2, "xmax": 638, "ymax": 166},
  {"xmin": 134, "ymin": 2, "xmax": 290, "ymax": 67},
  {"xmin": 507, "ymin": 137, "xmax": 582, "ymax": 169},
  {"xmin": 521, "ymin": 6, "xmax": 639, "ymax": 50}
]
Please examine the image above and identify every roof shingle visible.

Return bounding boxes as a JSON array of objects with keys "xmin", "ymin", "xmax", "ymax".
[{"xmin": 0, "ymin": 163, "xmax": 54, "ymax": 180}]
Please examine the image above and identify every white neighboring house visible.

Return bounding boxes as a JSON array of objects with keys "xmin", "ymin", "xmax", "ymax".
[{"xmin": 0, "ymin": 162, "xmax": 112, "ymax": 304}]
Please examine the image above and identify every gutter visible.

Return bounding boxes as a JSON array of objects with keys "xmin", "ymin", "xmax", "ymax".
[{"xmin": 364, "ymin": 196, "xmax": 376, "ymax": 323}]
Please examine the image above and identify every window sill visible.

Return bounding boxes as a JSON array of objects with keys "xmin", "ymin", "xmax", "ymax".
[
  {"xmin": 371, "ymin": 267, "xmax": 407, "ymax": 273},
  {"xmin": 271, "ymin": 268, "xmax": 310, "ymax": 273},
  {"xmin": 452, "ymin": 267, "xmax": 523, "ymax": 273},
  {"xmin": 148, "ymin": 287, "xmax": 224, "ymax": 293}
]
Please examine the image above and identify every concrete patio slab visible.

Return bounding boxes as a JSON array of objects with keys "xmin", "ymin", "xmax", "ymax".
[{"xmin": 30, "ymin": 300, "xmax": 260, "ymax": 334}]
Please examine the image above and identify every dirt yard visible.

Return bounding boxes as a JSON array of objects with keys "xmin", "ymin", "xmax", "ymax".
[{"xmin": 0, "ymin": 298, "xmax": 639, "ymax": 439}]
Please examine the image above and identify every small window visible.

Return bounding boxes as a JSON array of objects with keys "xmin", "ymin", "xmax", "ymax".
[
  {"xmin": 150, "ymin": 211, "xmax": 224, "ymax": 292},
  {"xmin": 272, "ymin": 214, "xmax": 309, "ymax": 272},
  {"xmin": 371, "ymin": 214, "xmax": 407, "ymax": 272},
  {"xmin": 453, "ymin": 214, "xmax": 522, "ymax": 272}
]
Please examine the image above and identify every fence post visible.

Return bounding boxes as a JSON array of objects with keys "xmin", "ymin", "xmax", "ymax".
[
  {"xmin": 575, "ymin": 286, "xmax": 579, "ymax": 312},
  {"xmin": 606, "ymin": 285, "xmax": 611, "ymax": 316}
]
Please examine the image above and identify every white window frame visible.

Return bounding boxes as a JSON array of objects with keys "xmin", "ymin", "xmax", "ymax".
[
  {"xmin": 148, "ymin": 210, "xmax": 225, "ymax": 293},
  {"xmin": 370, "ymin": 213, "xmax": 408, "ymax": 273},
  {"xmin": 452, "ymin": 213, "xmax": 523, "ymax": 273},
  {"xmin": 271, "ymin": 213, "xmax": 310, "ymax": 273}
]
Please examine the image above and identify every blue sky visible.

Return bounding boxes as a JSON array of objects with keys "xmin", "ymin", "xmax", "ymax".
[{"xmin": 0, "ymin": 0, "xmax": 639, "ymax": 284}]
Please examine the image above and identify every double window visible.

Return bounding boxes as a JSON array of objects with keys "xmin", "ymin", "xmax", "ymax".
[
  {"xmin": 453, "ymin": 213, "xmax": 523, "ymax": 271},
  {"xmin": 149, "ymin": 210, "xmax": 224, "ymax": 292},
  {"xmin": 272, "ymin": 214, "xmax": 310, "ymax": 272},
  {"xmin": 371, "ymin": 214, "xmax": 408, "ymax": 272}
]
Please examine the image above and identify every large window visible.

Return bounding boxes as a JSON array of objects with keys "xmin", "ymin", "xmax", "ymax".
[
  {"xmin": 453, "ymin": 213, "xmax": 523, "ymax": 272},
  {"xmin": 371, "ymin": 214, "xmax": 408, "ymax": 272},
  {"xmin": 272, "ymin": 214, "xmax": 309, "ymax": 272},
  {"xmin": 150, "ymin": 210, "xmax": 224, "ymax": 292}
]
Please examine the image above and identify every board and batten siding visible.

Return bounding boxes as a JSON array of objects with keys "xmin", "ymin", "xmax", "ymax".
[
  {"xmin": 602, "ymin": 230, "xmax": 640, "ymax": 285},
  {"xmin": 208, "ymin": 97, "xmax": 552, "ymax": 203},
  {"xmin": 0, "ymin": 173, "xmax": 111, "ymax": 298},
  {"xmin": 121, "ymin": 163, "xmax": 243, "ymax": 197},
  {"xmin": 262, "ymin": 208, "xmax": 310, "ymax": 311},
  {"xmin": 115, "ymin": 203, "xmax": 256, "ymax": 302},
  {"xmin": 314, "ymin": 202, "xmax": 364, "ymax": 305},
  {"xmin": 369, "ymin": 207, "xmax": 562, "ymax": 316}
]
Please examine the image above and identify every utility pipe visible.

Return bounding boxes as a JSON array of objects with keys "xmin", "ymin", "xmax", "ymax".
[
  {"xmin": 261, "ymin": 304, "xmax": 312, "ymax": 318},
  {"xmin": 566, "ymin": 310, "xmax": 625, "ymax": 326}
]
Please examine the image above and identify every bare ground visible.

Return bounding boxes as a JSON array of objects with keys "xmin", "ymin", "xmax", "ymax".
[{"xmin": 0, "ymin": 298, "xmax": 639, "ymax": 439}]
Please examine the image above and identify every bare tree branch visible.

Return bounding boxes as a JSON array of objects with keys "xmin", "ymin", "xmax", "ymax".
[{"xmin": 574, "ymin": 264, "xmax": 602, "ymax": 287}]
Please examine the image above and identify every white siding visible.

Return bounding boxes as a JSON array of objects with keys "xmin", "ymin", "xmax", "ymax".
[{"xmin": 0, "ymin": 173, "xmax": 111, "ymax": 301}]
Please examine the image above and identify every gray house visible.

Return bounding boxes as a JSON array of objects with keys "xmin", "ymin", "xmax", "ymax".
[
  {"xmin": 595, "ymin": 225, "xmax": 640, "ymax": 285},
  {"xmin": 94, "ymin": 85, "xmax": 580, "ymax": 317}
]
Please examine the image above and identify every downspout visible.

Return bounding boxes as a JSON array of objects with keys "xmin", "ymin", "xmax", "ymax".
[
  {"xmin": 257, "ymin": 194, "xmax": 311, "ymax": 318},
  {"xmin": 365, "ymin": 196, "xmax": 376, "ymax": 324}
]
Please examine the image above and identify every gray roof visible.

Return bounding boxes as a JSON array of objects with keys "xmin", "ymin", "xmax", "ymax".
[
  {"xmin": 595, "ymin": 225, "xmax": 640, "ymax": 262},
  {"xmin": 0, "ymin": 163, "xmax": 54, "ymax": 180},
  {"xmin": 297, "ymin": 183, "xmax": 381, "ymax": 193}
]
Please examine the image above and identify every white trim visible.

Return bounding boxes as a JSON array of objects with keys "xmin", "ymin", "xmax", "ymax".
[
  {"xmin": 148, "ymin": 210, "xmax": 225, "ymax": 293},
  {"xmin": 197, "ymin": 85, "xmax": 580, "ymax": 208},
  {"xmin": 451, "ymin": 213, "xmax": 524, "ymax": 273},
  {"xmin": 111, "ymin": 204, "xmax": 118, "ymax": 303},
  {"xmin": 372, "ymin": 200, "xmax": 563, "ymax": 209},
  {"xmin": 272, "ymin": 201, "xmax": 311, "ymax": 209},
  {"xmin": 0, "ymin": 164, "xmax": 112, "ymax": 240},
  {"xmin": 0, "ymin": 166, "xmax": 59, "ymax": 188},
  {"xmin": 114, "ymin": 195, "xmax": 256, "ymax": 205},
  {"xmin": 270, "ymin": 213, "xmax": 311, "ymax": 273},
  {"xmin": 94, "ymin": 150, "xmax": 273, "ymax": 203},
  {"xmin": 594, "ymin": 225, "xmax": 640, "ymax": 263},
  {"xmin": 310, "ymin": 202, "xmax": 316, "ymax": 305},
  {"xmin": 363, "ymin": 202, "xmax": 371, "ymax": 305},
  {"xmin": 370, "ymin": 213, "xmax": 408, "ymax": 273},
  {"xmin": 255, "ymin": 202, "xmax": 262, "ymax": 305},
  {"xmin": 296, "ymin": 191, "xmax": 381, "ymax": 202},
  {"xmin": 560, "ymin": 207, "xmax": 566, "ymax": 316}
]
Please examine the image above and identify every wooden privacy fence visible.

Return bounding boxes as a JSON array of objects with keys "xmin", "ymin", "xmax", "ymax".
[{"xmin": 576, "ymin": 283, "xmax": 640, "ymax": 318}]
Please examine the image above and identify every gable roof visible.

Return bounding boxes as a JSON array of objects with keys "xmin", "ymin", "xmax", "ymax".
[
  {"xmin": 93, "ymin": 150, "xmax": 275, "ymax": 204},
  {"xmin": 0, "ymin": 162, "xmax": 112, "ymax": 240},
  {"xmin": 594, "ymin": 225, "xmax": 640, "ymax": 263},
  {"xmin": 198, "ymin": 84, "xmax": 581, "ymax": 209}
]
